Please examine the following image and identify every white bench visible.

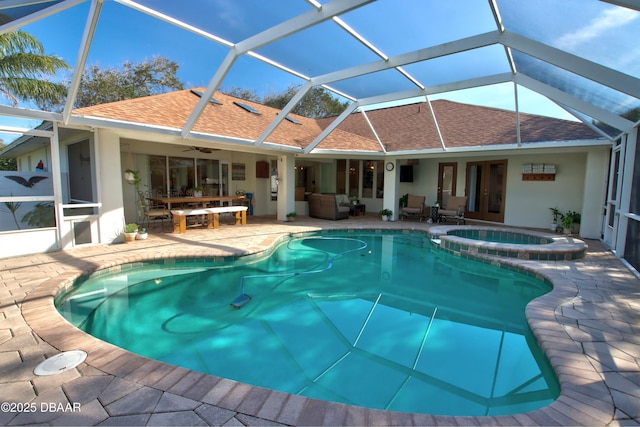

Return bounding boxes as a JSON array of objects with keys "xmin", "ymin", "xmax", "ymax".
[{"xmin": 171, "ymin": 206, "xmax": 248, "ymax": 233}]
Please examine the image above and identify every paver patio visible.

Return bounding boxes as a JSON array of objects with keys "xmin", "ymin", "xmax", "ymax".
[{"xmin": 1, "ymin": 215, "xmax": 639, "ymax": 426}]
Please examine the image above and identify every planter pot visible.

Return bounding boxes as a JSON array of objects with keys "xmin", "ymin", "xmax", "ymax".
[
  {"xmin": 382, "ymin": 215, "xmax": 389, "ymax": 221},
  {"xmin": 136, "ymin": 233, "xmax": 148, "ymax": 240},
  {"xmin": 123, "ymin": 232, "xmax": 137, "ymax": 242},
  {"xmin": 193, "ymin": 191, "xmax": 203, "ymax": 198},
  {"xmin": 287, "ymin": 217, "xmax": 296, "ymax": 222},
  {"xmin": 550, "ymin": 223, "xmax": 557, "ymax": 232}
]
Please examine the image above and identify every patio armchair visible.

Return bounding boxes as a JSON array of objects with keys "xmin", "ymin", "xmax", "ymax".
[
  {"xmin": 439, "ymin": 196, "xmax": 467, "ymax": 224},
  {"xmin": 143, "ymin": 199, "xmax": 171, "ymax": 230},
  {"xmin": 400, "ymin": 194, "xmax": 426, "ymax": 221}
]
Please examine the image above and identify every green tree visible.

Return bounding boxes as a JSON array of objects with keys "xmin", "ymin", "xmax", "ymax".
[
  {"xmin": 0, "ymin": 30, "xmax": 69, "ymax": 108},
  {"xmin": 0, "ymin": 141, "xmax": 16, "ymax": 171},
  {"xmin": 0, "ymin": 155, "xmax": 16, "ymax": 171},
  {"xmin": 263, "ymin": 85, "xmax": 348, "ymax": 118},
  {"xmin": 222, "ymin": 87, "xmax": 261, "ymax": 103},
  {"xmin": 75, "ymin": 56, "xmax": 184, "ymax": 108},
  {"xmin": 222, "ymin": 84, "xmax": 348, "ymax": 118}
]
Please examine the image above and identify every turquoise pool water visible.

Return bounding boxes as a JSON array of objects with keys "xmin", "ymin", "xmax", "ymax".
[
  {"xmin": 57, "ymin": 231, "xmax": 559, "ymax": 416},
  {"xmin": 447, "ymin": 229, "xmax": 552, "ymax": 245}
]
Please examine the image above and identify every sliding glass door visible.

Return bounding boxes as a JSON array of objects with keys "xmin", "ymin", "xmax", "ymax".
[{"xmin": 465, "ymin": 160, "xmax": 507, "ymax": 223}]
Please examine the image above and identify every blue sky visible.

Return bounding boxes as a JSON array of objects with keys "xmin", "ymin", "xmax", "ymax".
[{"xmin": 2, "ymin": 0, "xmax": 638, "ymax": 144}]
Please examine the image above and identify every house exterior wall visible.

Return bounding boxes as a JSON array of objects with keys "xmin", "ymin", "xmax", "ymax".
[
  {"xmin": 392, "ymin": 145, "xmax": 608, "ymax": 237},
  {"xmin": 97, "ymin": 130, "xmax": 126, "ymax": 243}
]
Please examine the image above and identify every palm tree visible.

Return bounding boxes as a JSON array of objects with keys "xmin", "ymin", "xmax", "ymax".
[{"xmin": 0, "ymin": 30, "xmax": 69, "ymax": 108}]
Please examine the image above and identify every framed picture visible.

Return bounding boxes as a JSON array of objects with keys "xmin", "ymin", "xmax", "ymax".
[{"xmin": 232, "ymin": 163, "xmax": 245, "ymax": 181}]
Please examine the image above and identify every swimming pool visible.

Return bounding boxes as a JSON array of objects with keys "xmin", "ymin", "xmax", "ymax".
[{"xmin": 57, "ymin": 231, "xmax": 559, "ymax": 416}]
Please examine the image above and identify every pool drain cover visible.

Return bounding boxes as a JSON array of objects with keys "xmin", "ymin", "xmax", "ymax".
[{"xmin": 34, "ymin": 350, "xmax": 87, "ymax": 376}]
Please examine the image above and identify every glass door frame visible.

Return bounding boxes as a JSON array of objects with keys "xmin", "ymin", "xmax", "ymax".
[
  {"xmin": 437, "ymin": 162, "xmax": 457, "ymax": 206},
  {"xmin": 465, "ymin": 159, "xmax": 508, "ymax": 223}
]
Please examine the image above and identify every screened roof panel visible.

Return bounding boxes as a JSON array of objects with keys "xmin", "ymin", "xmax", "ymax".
[
  {"xmin": 0, "ymin": 0, "xmax": 637, "ymax": 148},
  {"xmin": 498, "ymin": 0, "xmax": 640, "ymax": 79},
  {"xmin": 562, "ymin": 105, "xmax": 624, "ymax": 138},
  {"xmin": 253, "ymin": 19, "xmax": 382, "ymax": 78},
  {"xmin": 0, "ymin": 1, "xmax": 63, "ymax": 25},
  {"xmin": 220, "ymin": 54, "xmax": 307, "ymax": 97},
  {"xmin": 328, "ymin": 68, "xmax": 419, "ymax": 100},
  {"xmin": 512, "ymin": 51, "xmax": 640, "ymax": 119},
  {"xmin": 338, "ymin": 0, "xmax": 497, "ymax": 57},
  {"xmin": 403, "ymin": 45, "xmax": 512, "ymax": 88},
  {"xmin": 133, "ymin": 0, "xmax": 313, "ymax": 44}
]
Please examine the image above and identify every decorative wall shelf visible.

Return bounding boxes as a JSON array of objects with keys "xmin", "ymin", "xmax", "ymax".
[
  {"xmin": 522, "ymin": 173, "xmax": 555, "ymax": 181},
  {"xmin": 256, "ymin": 161, "xmax": 269, "ymax": 178}
]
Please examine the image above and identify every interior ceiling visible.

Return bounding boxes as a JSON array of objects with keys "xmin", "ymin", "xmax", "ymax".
[{"xmin": 1, "ymin": 0, "xmax": 639, "ymax": 154}]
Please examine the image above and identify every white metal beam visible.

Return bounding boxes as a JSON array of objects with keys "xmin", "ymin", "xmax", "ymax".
[
  {"xmin": 424, "ymin": 96, "xmax": 447, "ymax": 151},
  {"xmin": 601, "ymin": 0, "xmax": 640, "ymax": 12},
  {"xmin": 356, "ymin": 73, "xmax": 513, "ymax": 108},
  {"xmin": 254, "ymin": 81, "xmax": 313, "ymax": 147},
  {"xmin": 235, "ymin": 0, "xmax": 375, "ymax": 55},
  {"xmin": 311, "ymin": 31, "xmax": 501, "ymax": 88},
  {"xmin": 181, "ymin": 0, "xmax": 373, "ymax": 139},
  {"xmin": 63, "ymin": 0, "xmax": 102, "ymax": 124},
  {"xmin": 0, "ymin": 0, "xmax": 83, "ymax": 34},
  {"xmin": 500, "ymin": 30, "xmax": 640, "ymax": 99},
  {"xmin": 515, "ymin": 74, "xmax": 634, "ymax": 133},
  {"xmin": 303, "ymin": 102, "xmax": 359, "ymax": 154},
  {"xmin": 0, "ymin": 0, "xmax": 57, "ymax": 10},
  {"xmin": 0, "ymin": 104, "xmax": 61, "ymax": 121},
  {"xmin": 181, "ymin": 49, "xmax": 237, "ymax": 139},
  {"xmin": 360, "ymin": 109, "xmax": 386, "ymax": 153},
  {"xmin": 114, "ymin": 0, "xmax": 233, "ymax": 47}
]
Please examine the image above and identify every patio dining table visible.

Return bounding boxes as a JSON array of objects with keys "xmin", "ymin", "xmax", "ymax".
[{"xmin": 148, "ymin": 195, "xmax": 246, "ymax": 210}]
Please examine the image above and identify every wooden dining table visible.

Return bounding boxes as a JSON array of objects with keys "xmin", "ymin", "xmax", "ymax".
[{"xmin": 148, "ymin": 195, "xmax": 246, "ymax": 209}]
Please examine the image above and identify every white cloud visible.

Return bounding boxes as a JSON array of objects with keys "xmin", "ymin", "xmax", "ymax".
[{"xmin": 556, "ymin": 8, "xmax": 638, "ymax": 50}]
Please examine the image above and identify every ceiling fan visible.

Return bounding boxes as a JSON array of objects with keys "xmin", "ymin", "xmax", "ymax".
[{"xmin": 183, "ymin": 146, "xmax": 219, "ymax": 154}]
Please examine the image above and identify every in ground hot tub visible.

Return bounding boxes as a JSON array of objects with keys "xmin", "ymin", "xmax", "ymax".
[{"xmin": 430, "ymin": 226, "xmax": 587, "ymax": 260}]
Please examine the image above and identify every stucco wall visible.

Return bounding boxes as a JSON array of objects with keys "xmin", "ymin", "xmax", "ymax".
[{"xmin": 396, "ymin": 146, "xmax": 608, "ymax": 236}]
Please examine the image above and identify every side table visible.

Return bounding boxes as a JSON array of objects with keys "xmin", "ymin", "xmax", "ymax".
[
  {"xmin": 350, "ymin": 203, "xmax": 366, "ymax": 216},
  {"xmin": 430, "ymin": 205, "xmax": 441, "ymax": 223}
]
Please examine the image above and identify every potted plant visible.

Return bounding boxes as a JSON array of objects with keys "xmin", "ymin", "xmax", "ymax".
[
  {"xmin": 399, "ymin": 194, "xmax": 408, "ymax": 209},
  {"xmin": 350, "ymin": 196, "xmax": 359, "ymax": 205},
  {"xmin": 191, "ymin": 186, "xmax": 204, "ymax": 197},
  {"xmin": 124, "ymin": 169, "xmax": 146, "ymax": 218},
  {"xmin": 123, "ymin": 223, "xmax": 138, "ymax": 242},
  {"xmin": 549, "ymin": 207, "xmax": 562, "ymax": 232},
  {"xmin": 136, "ymin": 227, "xmax": 148, "ymax": 240},
  {"xmin": 566, "ymin": 210, "xmax": 581, "ymax": 234},
  {"xmin": 561, "ymin": 213, "xmax": 574, "ymax": 235},
  {"xmin": 379, "ymin": 208, "xmax": 392, "ymax": 221},
  {"xmin": 286, "ymin": 212, "xmax": 297, "ymax": 222}
]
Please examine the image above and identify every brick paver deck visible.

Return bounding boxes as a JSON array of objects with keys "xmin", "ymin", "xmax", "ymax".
[{"xmin": 1, "ymin": 215, "xmax": 639, "ymax": 426}]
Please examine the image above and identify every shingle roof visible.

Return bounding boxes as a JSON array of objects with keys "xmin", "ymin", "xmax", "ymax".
[
  {"xmin": 73, "ymin": 89, "xmax": 602, "ymax": 153},
  {"xmin": 319, "ymin": 100, "xmax": 602, "ymax": 151}
]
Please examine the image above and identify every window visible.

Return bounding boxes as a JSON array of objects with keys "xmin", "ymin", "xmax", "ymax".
[
  {"xmin": 190, "ymin": 89, "xmax": 222, "ymax": 105},
  {"xmin": 348, "ymin": 160, "xmax": 359, "ymax": 198},
  {"xmin": 285, "ymin": 115, "xmax": 302, "ymax": 124},
  {"xmin": 234, "ymin": 101, "xmax": 261, "ymax": 115},
  {"xmin": 168, "ymin": 157, "xmax": 195, "ymax": 196}
]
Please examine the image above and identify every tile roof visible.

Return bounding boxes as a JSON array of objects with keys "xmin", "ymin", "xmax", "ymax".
[{"xmin": 73, "ymin": 89, "xmax": 602, "ymax": 153}]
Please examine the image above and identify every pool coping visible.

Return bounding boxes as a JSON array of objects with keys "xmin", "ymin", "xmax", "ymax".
[
  {"xmin": 14, "ymin": 221, "xmax": 639, "ymax": 425},
  {"xmin": 429, "ymin": 225, "xmax": 588, "ymax": 261}
]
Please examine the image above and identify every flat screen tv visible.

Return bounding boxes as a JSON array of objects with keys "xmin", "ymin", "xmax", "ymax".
[{"xmin": 400, "ymin": 165, "xmax": 413, "ymax": 182}]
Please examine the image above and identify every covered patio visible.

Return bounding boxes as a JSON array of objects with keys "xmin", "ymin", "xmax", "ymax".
[
  {"xmin": 1, "ymin": 216, "xmax": 639, "ymax": 425},
  {"xmin": 0, "ymin": 1, "xmax": 639, "ymax": 425}
]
